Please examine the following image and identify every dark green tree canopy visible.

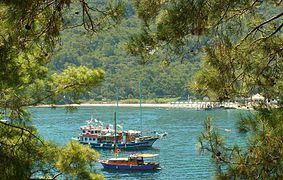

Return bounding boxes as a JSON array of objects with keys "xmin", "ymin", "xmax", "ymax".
[
  {"xmin": 0, "ymin": 0, "xmax": 125, "ymax": 179},
  {"xmin": 129, "ymin": 0, "xmax": 283, "ymax": 101},
  {"xmin": 0, "ymin": 0, "xmax": 125, "ymax": 112},
  {"xmin": 130, "ymin": 1, "xmax": 283, "ymax": 179}
]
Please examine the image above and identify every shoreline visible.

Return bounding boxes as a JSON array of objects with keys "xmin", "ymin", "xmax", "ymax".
[
  {"xmin": 35, "ymin": 103, "xmax": 173, "ymax": 108},
  {"xmin": 34, "ymin": 102, "xmax": 252, "ymax": 110}
]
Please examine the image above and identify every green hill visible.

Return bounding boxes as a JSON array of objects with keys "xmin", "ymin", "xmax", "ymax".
[{"xmin": 49, "ymin": 1, "xmax": 202, "ymax": 102}]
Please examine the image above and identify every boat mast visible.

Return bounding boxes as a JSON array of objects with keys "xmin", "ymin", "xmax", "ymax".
[
  {"xmin": 114, "ymin": 88, "xmax": 122, "ymax": 156},
  {"xmin": 115, "ymin": 87, "xmax": 119, "ymax": 147},
  {"xmin": 139, "ymin": 81, "xmax": 143, "ymax": 135},
  {"xmin": 114, "ymin": 87, "xmax": 119, "ymax": 150},
  {"xmin": 116, "ymin": 87, "xmax": 119, "ymax": 121},
  {"xmin": 114, "ymin": 111, "xmax": 117, "ymax": 149}
]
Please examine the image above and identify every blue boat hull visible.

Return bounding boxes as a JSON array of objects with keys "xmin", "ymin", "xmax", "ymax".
[
  {"xmin": 80, "ymin": 137, "xmax": 158, "ymax": 149},
  {"xmin": 100, "ymin": 162, "xmax": 160, "ymax": 170}
]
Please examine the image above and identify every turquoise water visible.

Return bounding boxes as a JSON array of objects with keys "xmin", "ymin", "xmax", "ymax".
[{"xmin": 31, "ymin": 107, "xmax": 251, "ymax": 180}]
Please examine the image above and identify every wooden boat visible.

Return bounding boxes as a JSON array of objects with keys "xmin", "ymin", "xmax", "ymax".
[
  {"xmin": 99, "ymin": 153, "xmax": 160, "ymax": 170},
  {"xmin": 74, "ymin": 116, "xmax": 166, "ymax": 149},
  {"xmin": 74, "ymin": 85, "xmax": 167, "ymax": 149},
  {"xmin": 99, "ymin": 112, "xmax": 161, "ymax": 170}
]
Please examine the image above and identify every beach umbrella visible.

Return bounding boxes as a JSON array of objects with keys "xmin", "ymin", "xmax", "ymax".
[{"xmin": 251, "ymin": 93, "xmax": 264, "ymax": 101}]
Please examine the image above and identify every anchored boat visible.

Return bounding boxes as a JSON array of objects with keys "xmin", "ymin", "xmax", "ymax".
[
  {"xmin": 75, "ymin": 84, "xmax": 167, "ymax": 149},
  {"xmin": 99, "ymin": 153, "xmax": 160, "ymax": 170},
  {"xmin": 75, "ymin": 116, "xmax": 166, "ymax": 149}
]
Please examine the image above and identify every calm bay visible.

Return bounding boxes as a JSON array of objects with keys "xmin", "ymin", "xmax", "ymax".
[{"xmin": 31, "ymin": 107, "xmax": 251, "ymax": 180}]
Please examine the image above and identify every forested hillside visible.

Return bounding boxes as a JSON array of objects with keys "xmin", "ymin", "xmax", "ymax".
[{"xmin": 49, "ymin": 1, "xmax": 202, "ymax": 102}]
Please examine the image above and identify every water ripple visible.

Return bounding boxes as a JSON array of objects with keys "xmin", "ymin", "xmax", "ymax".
[{"xmin": 31, "ymin": 107, "xmax": 250, "ymax": 179}]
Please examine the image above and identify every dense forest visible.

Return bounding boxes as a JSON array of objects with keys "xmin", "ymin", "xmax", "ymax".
[
  {"xmin": 49, "ymin": 1, "xmax": 203, "ymax": 102},
  {"xmin": 1, "ymin": 0, "xmax": 282, "ymax": 179}
]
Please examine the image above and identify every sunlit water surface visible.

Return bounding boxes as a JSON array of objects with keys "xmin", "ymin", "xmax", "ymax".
[{"xmin": 31, "ymin": 107, "xmax": 251, "ymax": 180}]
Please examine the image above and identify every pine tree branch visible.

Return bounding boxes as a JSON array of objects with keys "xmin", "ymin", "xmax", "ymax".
[
  {"xmin": 0, "ymin": 121, "xmax": 44, "ymax": 145},
  {"xmin": 266, "ymin": 22, "xmax": 283, "ymax": 38},
  {"xmin": 214, "ymin": 0, "xmax": 260, "ymax": 27},
  {"xmin": 242, "ymin": 12, "xmax": 283, "ymax": 41},
  {"xmin": 52, "ymin": 172, "xmax": 63, "ymax": 180}
]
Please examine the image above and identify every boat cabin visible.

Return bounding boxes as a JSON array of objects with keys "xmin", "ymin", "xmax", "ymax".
[
  {"xmin": 99, "ymin": 153, "xmax": 160, "ymax": 170},
  {"xmin": 107, "ymin": 156, "xmax": 144, "ymax": 166}
]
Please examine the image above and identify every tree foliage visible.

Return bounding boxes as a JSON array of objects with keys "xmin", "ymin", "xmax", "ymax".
[
  {"xmin": 48, "ymin": 1, "xmax": 201, "ymax": 101},
  {"xmin": 129, "ymin": 0, "xmax": 283, "ymax": 101},
  {"xmin": 56, "ymin": 141, "xmax": 103, "ymax": 179},
  {"xmin": 0, "ymin": 0, "xmax": 125, "ymax": 179},
  {"xmin": 199, "ymin": 108, "xmax": 283, "ymax": 179},
  {"xmin": 0, "ymin": 122, "xmax": 103, "ymax": 179},
  {"xmin": 131, "ymin": 0, "xmax": 283, "ymax": 179}
]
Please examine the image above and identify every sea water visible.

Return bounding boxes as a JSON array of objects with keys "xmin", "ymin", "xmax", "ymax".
[{"xmin": 31, "ymin": 107, "xmax": 251, "ymax": 180}]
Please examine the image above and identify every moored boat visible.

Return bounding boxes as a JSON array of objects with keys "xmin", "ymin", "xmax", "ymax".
[
  {"xmin": 99, "ymin": 153, "xmax": 160, "ymax": 170},
  {"xmin": 74, "ymin": 117, "xmax": 166, "ymax": 149},
  {"xmin": 75, "ymin": 84, "xmax": 167, "ymax": 149}
]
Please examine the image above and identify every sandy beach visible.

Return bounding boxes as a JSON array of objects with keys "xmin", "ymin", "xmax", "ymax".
[
  {"xmin": 35, "ymin": 101, "xmax": 251, "ymax": 110},
  {"xmin": 36, "ymin": 103, "xmax": 173, "ymax": 108}
]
